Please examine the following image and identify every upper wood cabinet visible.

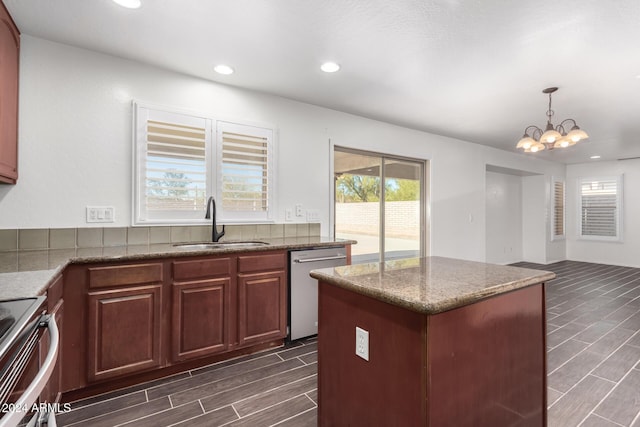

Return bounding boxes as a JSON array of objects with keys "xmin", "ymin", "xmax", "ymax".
[{"xmin": 0, "ymin": 2, "xmax": 19, "ymax": 184}]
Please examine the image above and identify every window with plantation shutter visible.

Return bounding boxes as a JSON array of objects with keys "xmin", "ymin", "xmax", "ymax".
[
  {"xmin": 578, "ymin": 176, "xmax": 623, "ymax": 241},
  {"xmin": 133, "ymin": 103, "xmax": 275, "ymax": 225},
  {"xmin": 551, "ymin": 178, "xmax": 565, "ymax": 240},
  {"xmin": 216, "ymin": 122, "xmax": 273, "ymax": 222}
]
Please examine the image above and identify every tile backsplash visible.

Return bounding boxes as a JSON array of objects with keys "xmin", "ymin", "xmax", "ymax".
[{"xmin": 0, "ymin": 223, "xmax": 321, "ymax": 251}]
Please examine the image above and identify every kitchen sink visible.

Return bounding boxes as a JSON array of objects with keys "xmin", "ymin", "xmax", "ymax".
[{"xmin": 173, "ymin": 241, "xmax": 270, "ymax": 250}]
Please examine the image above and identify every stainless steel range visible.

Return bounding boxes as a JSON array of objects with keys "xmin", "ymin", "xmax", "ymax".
[{"xmin": 0, "ymin": 296, "xmax": 59, "ymax": 427}]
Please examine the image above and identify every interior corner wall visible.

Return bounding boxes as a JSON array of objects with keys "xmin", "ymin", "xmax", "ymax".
[
  {"xmin": 485, "ymin": 171, "xmax": 523, "ymax": 264},
  {"xmin": 566, "ymin": 159, "xmax": 640, "ymax": 268}
]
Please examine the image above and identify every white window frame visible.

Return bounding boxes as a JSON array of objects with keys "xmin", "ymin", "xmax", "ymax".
[
  {"xmin": 550, "ymin": 177, "xmax": 565, "ymax": 241},
  {"xmin": 577, "ymin": 175, "xmax": 623, "ymax": 242},
  {"xmin": 132, "ymin": 102, "xmax": 276, "ymax": 226}
]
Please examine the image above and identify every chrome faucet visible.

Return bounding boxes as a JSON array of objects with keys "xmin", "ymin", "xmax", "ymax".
[{"xmin": 205, "ymin": 196, "xmax": 225, "ymax": 242}]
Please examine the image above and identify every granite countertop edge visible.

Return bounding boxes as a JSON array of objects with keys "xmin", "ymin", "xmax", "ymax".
[
  {"xmin": 0, "ymin": 238, "xmax": 355, "ymax": 300},
  {"xmin": 310, "ymin": 267, "xmax": 556, "ymax": 315}
]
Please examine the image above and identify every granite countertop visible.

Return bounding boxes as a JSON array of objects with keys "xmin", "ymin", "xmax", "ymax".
[
  {"xmin": 310, "ymin": 256, "xmax": 555, "ymax": 314},
  {"xmin": 0, "ymin": 236, "xmax": 354, "ymax": 299}
]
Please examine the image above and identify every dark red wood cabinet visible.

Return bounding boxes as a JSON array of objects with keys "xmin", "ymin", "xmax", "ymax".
[
  {"xmin": 87, "ymin": 285, "xmax": 163, "ymax": 381},
  {"xmin": 237, "ymin": 253, "xmax": 287, "ymax": 347},
  {"xmin": 0, "ymin": 1, "xmax": 19, "ymax": 184},
  {"xmin": 60, "ymin": 250, "xmax": 288, "ymax": 395},
  {"xmin": 318, "ymin": 282, "xmax": 547, "ymax": 427},
  {"xmin": 171, "ymin": 257, "xmax": 234, "ymax": 362}
]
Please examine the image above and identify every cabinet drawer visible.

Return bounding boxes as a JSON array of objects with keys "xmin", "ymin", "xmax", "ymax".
[
  {"xmin": 88, "ymin": 263, "xmax": 163, "ymax": 289},
  {"xmin": 238, "ymin": 252, "xmax": 286, "ymax": 273},
  {"xmin": 173, "ymin": 257, "xmax": 231, "ymax": 280}
]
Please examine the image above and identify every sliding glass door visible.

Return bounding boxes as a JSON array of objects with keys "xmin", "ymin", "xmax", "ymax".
[{"xmin": 334, "ymin": 147, "xmax": 426, "ymax": 263}]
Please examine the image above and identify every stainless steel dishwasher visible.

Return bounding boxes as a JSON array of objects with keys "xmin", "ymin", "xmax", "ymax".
[{"xmin": 289, "ymin": 246, "xmax": 347, "ymax": 340}]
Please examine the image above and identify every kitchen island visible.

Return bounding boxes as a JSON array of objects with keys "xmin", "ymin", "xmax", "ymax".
[{"xmin": 310, "ymin": 256, "xmax": 555, "ymax": 427}]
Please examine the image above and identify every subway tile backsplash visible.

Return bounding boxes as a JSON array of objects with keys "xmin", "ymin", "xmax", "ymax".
[{"xmin": 0, "ymin": 223, "xmax": 322, "ymax": 251}]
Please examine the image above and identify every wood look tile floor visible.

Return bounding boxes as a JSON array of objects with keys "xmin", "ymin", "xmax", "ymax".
[{"xmin": 58, "ymin": 261, "xmax": 640, "ymax": 427}]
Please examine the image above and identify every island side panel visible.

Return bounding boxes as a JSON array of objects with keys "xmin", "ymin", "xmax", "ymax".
[
  {"xmin": 426, "ymin": 283, "xmax": 547, "ymax": 427},
  {"xmin": 318, "ymin": 281, "xmax": 427, "ymax": 426}
]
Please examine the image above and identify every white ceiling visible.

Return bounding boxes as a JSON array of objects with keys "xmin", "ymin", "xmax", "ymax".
[{"xmin": 5, "ymin": 0, "xmax": 640, "ymax": 164}]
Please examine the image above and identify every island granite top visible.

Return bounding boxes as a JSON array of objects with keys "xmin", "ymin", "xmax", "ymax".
[
  {"xmin": 0, "ymin": 236, "xmax": 354, "ymax": 300},
  {"xmin": 310, "ymin": 256, "xmax": 555, "ymax": 314}
]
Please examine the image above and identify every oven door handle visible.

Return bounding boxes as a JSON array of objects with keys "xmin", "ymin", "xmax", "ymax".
[{"xmin": 0, "ymin": 315, "xmax": 59, "ymax": 427}]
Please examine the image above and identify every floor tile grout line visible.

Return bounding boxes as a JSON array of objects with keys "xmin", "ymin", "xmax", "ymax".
[
  {"xmin": 577, "ymin": 366, "xmax": 640, "ymax": 427},
  {"xmin": 170, "ymin": 361, "xmax": 317, "ymax": 410},
  {"xmin": 577, "ymin": 413, "xmax": 626, "ymax": 427},
  {"xmin": 231, "ymin": 403, "xmax": 241, "ymax": 419},
  {"xmin": 230, "ymin": 392, "xmax": 313, "ymax": 422},
  {"xmin": 547, "ymin": 305, "xmax": 639, "ymax": 365},
  {"xmin": 224, "ymin": 374, "xmax": 318, "ymax": 416},
  {"xmin": 64, "ymin": 389, "xmax": 149, "ymax": 424},
  {"xmin": 111, "ymin": 398, "xmax": 205, "ymax": 427},
  {"xmin": 269, "ymin": 404, "xmax": 317, "ymax": 426},
  {"xmin": 303, "ymin": 390, "xmax": 318, "ymax": 406},
  {"xmin": 630, "ymin": 407, "xmax": 640, "ymax": 427},
  {"xmin": 152, "ymin": 355, "xmax": 301, "ymax": 401},
  {"xmin": 219, "ymin": 394, "xmax": 312, "ymax": 427}
]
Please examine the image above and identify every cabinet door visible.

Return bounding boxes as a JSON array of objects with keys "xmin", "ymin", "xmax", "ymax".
[
  {"xmin": 87, "ymin": 285, "xmax": 162, "ymax": 382},
  {"xmin": 0, "ymin": 4, "xmax": 19, "ymax": 184},
  {"xmin": 237, "ymin": 270, "xmax": 287, "ymax": 347},
  {"xmin": 172, "ymin": 278, "xmax": 231, "ymax": 362}
]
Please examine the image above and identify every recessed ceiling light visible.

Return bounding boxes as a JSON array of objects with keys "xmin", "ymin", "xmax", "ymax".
[
  {"xmin": 590, "ymin": 155, "xmax": 601, "ymax": 159},
  {"xmin": 214, "ymin": 64, "xmax": 234, "ymax": 75},
  {"xmin": 321, "ymin": 62, "xmax": 340, "ymax": 73},
  {"xmin": 112, "ymin": 0, "xmax": 141, "ymax": 9}
]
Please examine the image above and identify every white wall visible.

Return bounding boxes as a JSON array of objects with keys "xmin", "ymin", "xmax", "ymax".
[
  {"xmin": 522, "ymin": 175, "xmax": 548, "ymax": 264},
  {"xmin": 566, "ymin": 159, "xmax": 640, "ymax": 268},
  {"xmin": 0, "ymin": 36, "xmax": 567, "ymax": 263},
  {"xmin": 485, "ymin": 172, "xmax": 523, "ymax": 264}
]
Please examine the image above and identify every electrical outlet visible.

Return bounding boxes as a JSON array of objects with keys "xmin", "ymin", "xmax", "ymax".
[
  {"xmin": 86, "ymin": 206, "xmax": 115, "ymax": 223},
  {"xmin": 285, "ymin": 208, "xmax": 293, "ymax": 221},
  {"xmin": 295, "ymin": 204, "xmax": 303, "ymax": 217},
  {"xmin": 355, "ymin": 326, "xmax": 369, "ymax": 361},
  {"xmin": 306, "ymin": 209, "xmax": 320, "ymax": 222}
]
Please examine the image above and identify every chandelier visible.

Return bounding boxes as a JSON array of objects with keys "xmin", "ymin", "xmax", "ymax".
[{"xmin": 516, "ymin": 87, "xmax": 589, "ymax": 153}]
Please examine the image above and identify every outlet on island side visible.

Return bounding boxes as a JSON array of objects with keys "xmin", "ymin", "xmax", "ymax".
[{"xmin": 355, "ymin": 326, "xmax": 369, "ymax": 361}]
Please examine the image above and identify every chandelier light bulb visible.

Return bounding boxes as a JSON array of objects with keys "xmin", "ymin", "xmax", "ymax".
[{"xmin": 531, "ymin": 146, "xmax": 539, "ymax": 152}]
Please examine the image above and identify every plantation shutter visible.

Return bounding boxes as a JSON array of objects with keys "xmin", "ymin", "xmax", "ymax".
[
  {"xmin": 135, "ymin": 105, "xmax": 211, "ymax": 222},
  {"xmin": 552, "ymin": 180, "xmax": 565, "ymax": 237},
  {"xmin": 217, "ymin": 122, "xmax": 272, "ymax": 220},
  {"xmin": 580, "ymin": 179, "xmax": 619, "ymax": 237}
]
